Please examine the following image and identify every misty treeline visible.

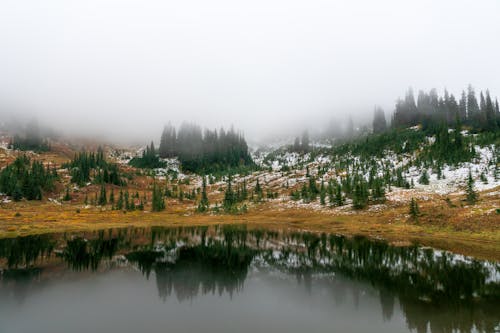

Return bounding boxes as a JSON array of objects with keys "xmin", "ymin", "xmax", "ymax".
[
  {"xmin": 158, "ymin": 122, "xmax": 253, "ymax": 173},
  {"xmin": 291, "ymin": 131, "xmax": 311, "ymax": 153},
  {"xmin": 8, "ymin": 119, "xmax": 50, "ymax": 152},
  {"xmin": 390, "ymin": 86, "xmax": 500, "ymax": 132}
]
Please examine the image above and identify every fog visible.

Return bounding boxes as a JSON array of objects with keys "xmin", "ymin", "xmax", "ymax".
[{"xmin": 1, "ymin": 0, "xmax": 499, "ymax": 143}]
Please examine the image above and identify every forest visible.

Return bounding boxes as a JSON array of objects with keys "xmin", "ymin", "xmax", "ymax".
[
  {"xmin": 63, "ymin": 147, "xmax": 124, "ymax": 186},
  {"xmin": 158, "ymin": 122, "xmax": 253, "ymax": 174},
  {"xmin": 0, "ymin": 155, "xmax": 58, "ymax": 201},
  {"xmin": 391, "ymin": 86, "xmax": 500, "ymax": 132}
]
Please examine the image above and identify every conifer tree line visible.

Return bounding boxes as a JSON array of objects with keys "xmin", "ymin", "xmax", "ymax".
[
  {"xmin": 9, "ymin": 120, "xmax": 50, "ymax": 152},
  {"xmin": 129, "ymin": 141, "xmax": 165, "ymax": 169},
  {"xmin": 292, "ymin": 130, "xmax": 311, "ymax": 153},
  {"xmin": 390, "ymin": 86, "xmax": 500, "ymax": 132},
  {"xmin": 290, "ymin": 166, "xmax": 386, "ymax": 210},
  {"xmin": 158, "ymin": 122, "xmax": 253, "ymax": 173},
  {"xmin": 0, "ymin": 155, "xmax": 58, "ymax": 201},
  {"xmin": 63, "ymin": 147, "xmax": 124, "ymax": 186}
]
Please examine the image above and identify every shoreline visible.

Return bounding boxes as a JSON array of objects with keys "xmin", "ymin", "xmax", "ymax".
[{"xmin": 1, "ymin": 202, "xmax": 499, "ymax": 261}]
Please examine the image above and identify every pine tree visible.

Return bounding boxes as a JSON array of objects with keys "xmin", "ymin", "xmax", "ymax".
[
  {"xmin": 117, "ymin": 190, "xmax": 124, "ymax": 210},
  {"xmin": 223, "ymin": 176, "xmax": 237, "ymax": 212},
  {"xmin": 371, "ymin": 178, "xmax": 386, "ymax": 202},
  {"xmin": 320, "ymin": 180, "xmax": 326, "ymax": 206},
  {"xmin": 12, "ymin": 185, "xmax": 23, "ymax": 202},
  {"xmin": 301, "ymin": 130, "xmax": 310, "ymax": 152},
  {"xmin": 197, "ymin": 176, "xmax": 210, "ymax": 212},
  {"xmin": 293, "ymin": 137, "xmax": 301, "ymax": 152},
  {"xmin": 485, "ymin": 91, "xmax": 498, "ymax": 131},
  {"xmin": 124, "ymin": 191, "xmax": 130, "ymax": 210},
  {"xmin": 372, "ymin": 106, "xmax": 387, "ymax": 133},
  {"xmin": 409, "ymin": 198, "xmax": 420, "ymax": 220},
  {"xmin": 242, "ymin": 179, "xmax": 248, "ymax": 200},
  {"xmin": 308, "ymin": 176, "xmax": 319, "ymax": 201},
  {"xmin": 465, "ymin": 170, "xmax": 478, "ymax": 205},
  {"xmin": 419, "ymin": 169, "xmax": 430, "ymax": 185},
  {"xmin": 98, "ymin": 184, "xmax": 107, "ymax": 206},
  {"xmin": 327, "ymin": 180, "xmax": 334, "ymax": 206},
  {"xmin": 152, "ymin": 182, "xmax": 166, "ymax": 212},
  {"xmin": 459, "ymin": 90, "xmax": 467, "ymax": 122},
  {"xmin": 109, "ymin": 190, "xmax": 115, "ymax": 204},
  {"xmin": 335, "ymin": 183, "xmax": 344, "ymax": 206},
  {"xmin": 352, "ymin": 178, "xmax": 368, "ymax": 209},
  {"xmin": 63, "ymin": 187, "xmax": 71, "ymax": 201},
  {"xmin": 255, "ymin": 178, "xmax": 263, "ymax": 202}
]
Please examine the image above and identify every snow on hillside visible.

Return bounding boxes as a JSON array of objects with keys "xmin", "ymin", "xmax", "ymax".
[{"xmin": 254, "ymin": 134, "xmax": 499, "ymax": 203}]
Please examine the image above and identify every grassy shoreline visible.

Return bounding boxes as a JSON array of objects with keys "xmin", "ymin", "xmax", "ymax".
[{"xmin": 1, "ymin": 201, "xmax": 499, "ymax": 261}]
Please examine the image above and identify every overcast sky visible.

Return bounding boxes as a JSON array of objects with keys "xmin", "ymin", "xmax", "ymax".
[{"xmin": 1, "ymin": 0, "xmax": 499, "ymax": 142}]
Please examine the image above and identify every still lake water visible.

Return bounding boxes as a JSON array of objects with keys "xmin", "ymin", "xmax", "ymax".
[{"xmin": 0, "ymin": 226, "xmax": 499, "ymax": 333}]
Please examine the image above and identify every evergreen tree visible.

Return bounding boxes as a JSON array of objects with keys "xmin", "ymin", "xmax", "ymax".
[
  {"xmin": 124, "ymin": 191, "xmax": 130, "ymax": 210},
  {"xmin": 301, "ymin": 130, "xmax": 310, "ymax": 152},
  {"xmin": 197, "ymin": 176, "xmax": 210, "ymax": 212},
  {"xmin": 327, "ymin": 180, "xmax": 335, "ymax": 206},
  {"xmin": 419, "ymin": 169, "xmax": 430, "ymax": 185},
  {"xmin": 152, "ymin": 182, "xmax": 166, "ymax": 212},
  {"xmin": 63, "ymin": 187, "xmax": 71, "ymax": 201},
  {"xmin": 223, "ymin": 176, "xmax": 237, "ymax": 212},
  {"xmin": 467, "ymin": 85, "xmax": 480, "ymax": 125},
  {"xmin": 308, "ymin": 176, "xmax": 319, "ymax": 201},
  {"xmin": 409, "ymin": 198, "xmax": 420, "ymax": 220},
  {"xmin": 465, "ymin": 170, "xmax": 478, "ymax": 205},
  {"xmin": 254, "ymin": 178, "xmax": 263, "ymax": 202},
  {"xmin": 319, "ymin": 180, "xmax": 326, "ymax": 206},
  {"xmin": 458, "ymin": 90, "xmax": 467, "ymax": 122},
  {"xmin": 334, "ymin": 183, "xmax": 344, "ymax": 206},
  {"xmin": 485, "ymin": 91, "xmax": 498, "ymax": 131},
  {"xmin": 372, "ymin": 106, "xmax": 387, "ymax": 133},
  {"xmin": 371, "ymin": 178, "xmax": 386, "ymax": 202},
  {"xmin": 117, "ymin": 190, "xmax": 124, "ymax": 210},
  {"xmin": 293, "ymin": 137, "xmax": 301, "ymax": 152},
  {"xmin": 352, "ymin": 177, "xmax": 368, "ymax": 209},
  {"xmin": 98, "ymin": 184, "xmax": 107, "ymax": 206}
]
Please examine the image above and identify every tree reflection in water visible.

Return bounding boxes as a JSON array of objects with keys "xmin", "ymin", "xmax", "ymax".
[{"xmin": 1, "ymin": 226, "xmax": 499, "ymax": 332}]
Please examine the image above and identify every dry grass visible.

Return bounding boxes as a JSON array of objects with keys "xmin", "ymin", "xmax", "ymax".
[{"xmin": 1, "ymin": 190, "xmax": 499, "ymax": 261}]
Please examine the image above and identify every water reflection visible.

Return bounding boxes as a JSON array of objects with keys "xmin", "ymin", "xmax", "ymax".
[{"xmin": 1, "ymin": 226, "xmax": 499, "ymax": 333}]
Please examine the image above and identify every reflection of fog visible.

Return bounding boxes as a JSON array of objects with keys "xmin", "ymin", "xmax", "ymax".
[{"xmin": 1, "ymin": 226, "xmax": 500, "ymax": 332}]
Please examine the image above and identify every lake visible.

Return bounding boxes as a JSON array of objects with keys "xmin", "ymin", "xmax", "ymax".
[{"xmin": 1, "ymin": 225, "xmax": 499, "ymax": 333}]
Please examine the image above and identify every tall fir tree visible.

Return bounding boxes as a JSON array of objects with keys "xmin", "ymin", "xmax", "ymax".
[
  {"xmin": 197, "ymin": 176, "xmax": 210, "ymax": 212},
  {"xmin": 465, "ymin": 170, "xmax": 478, "ymax": 205}
]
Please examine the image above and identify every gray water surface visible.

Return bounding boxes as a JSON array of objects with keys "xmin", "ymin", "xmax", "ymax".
[{"xmin": 1, "ymin": 226, "xmax": 499, "ymax": 333}]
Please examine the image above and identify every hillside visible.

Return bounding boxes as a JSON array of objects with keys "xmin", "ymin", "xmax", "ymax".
[{"xmin": 0, "ymin": 125, "xmax": 499, "ymax": 260}]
